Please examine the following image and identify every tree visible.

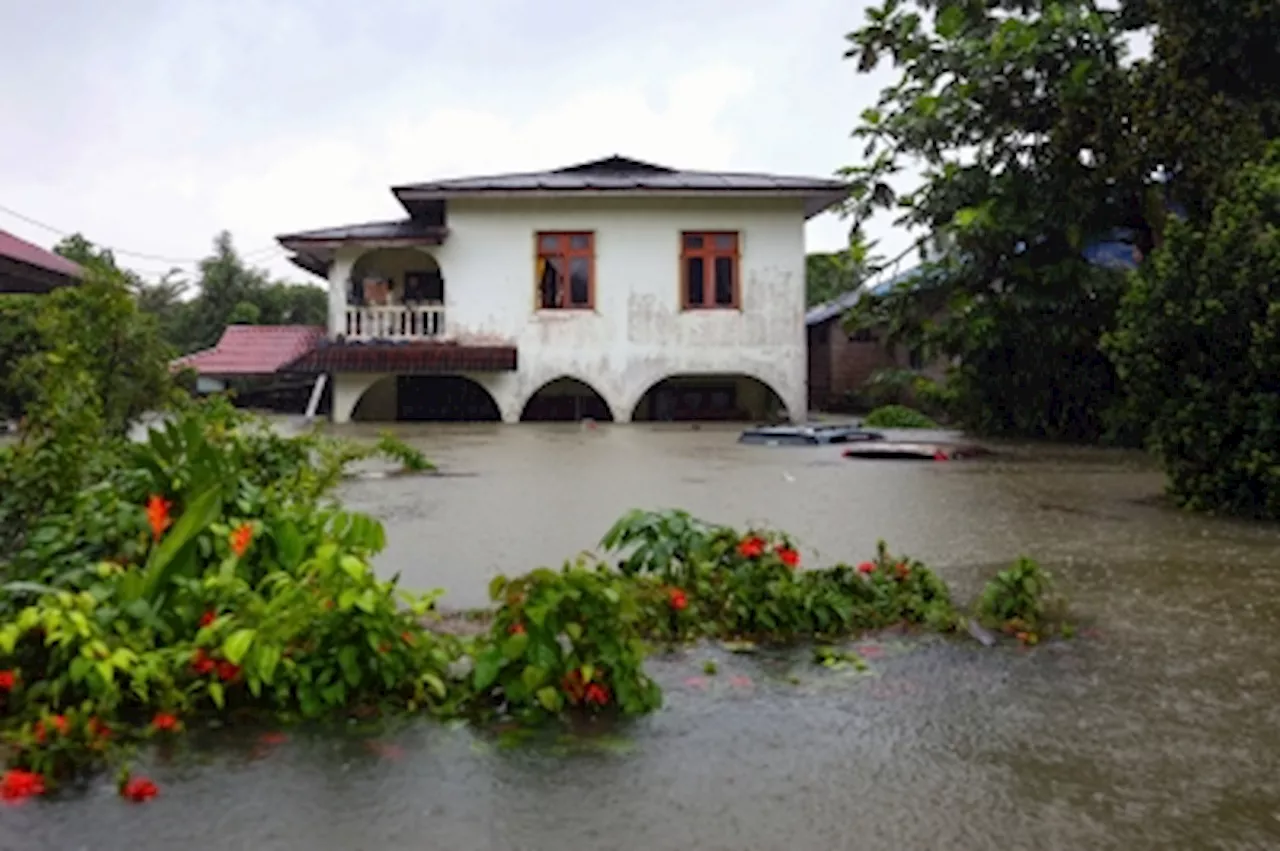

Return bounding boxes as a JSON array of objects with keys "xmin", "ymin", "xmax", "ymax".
[
  {"xmin": 805, "ymin": 232, "xmax": 883, "ymax": 307},
  {"xmin": 843, "ymin": 0, "xmax": 1147, "ymax": 441},
  {"xmin": 0, "ymin": 265, "xmax": 174, "ymax": 434},
  {"xmin": 1104, "ymin": 143, "xmax": 1280, "ymax": 520}
]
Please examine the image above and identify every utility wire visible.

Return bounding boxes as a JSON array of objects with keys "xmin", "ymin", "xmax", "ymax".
[{"xmin": 0, "ymin": 202, "xmax": 282, "ymax": 268}]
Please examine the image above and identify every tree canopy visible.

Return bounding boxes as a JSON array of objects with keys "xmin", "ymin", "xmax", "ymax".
[{"xmin": 841, "ymin": 0, "xmax": 1280, "ymax": 444}]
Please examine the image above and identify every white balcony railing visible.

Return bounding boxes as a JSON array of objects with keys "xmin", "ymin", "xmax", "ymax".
[{"xmin": 343, "ymin": 305, "xmax": 445, "ymax": 341}]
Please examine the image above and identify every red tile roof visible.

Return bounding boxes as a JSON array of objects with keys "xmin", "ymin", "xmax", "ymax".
[
  {"xmin": 282, "ymin": 340, "xmax": 518, "ymax": 374},
  {"xmin": 0, "ymin": 229, "xmax": 82, "ymax": 278},
  {"xmin": 173, "ymin": 325, "xmax": 327, "ymax": 376}
]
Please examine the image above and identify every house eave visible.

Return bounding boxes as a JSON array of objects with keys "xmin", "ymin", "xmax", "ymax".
[{"xmin": 391, "ymin": 187, "xmax": 850, "ymax": 219}]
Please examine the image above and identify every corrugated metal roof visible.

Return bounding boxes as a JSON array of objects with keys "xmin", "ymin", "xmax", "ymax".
[
  {"xmin": 0, "ymin": 229, "xmax": 82, "ymax": 279},
  {"xmin": 805, "ymin": 265, "xmax": 923, "ymax": 326},
  {"xmin": 392, "ymin": 155, "xmax": 850, "ymax": 218},
  {"xmin": 172, "ymin": 325, "xmax": 326, "ymax": 376},
  {"xmin": 277, "ymin": 219, "xmax": 447, "ymax": 244}
]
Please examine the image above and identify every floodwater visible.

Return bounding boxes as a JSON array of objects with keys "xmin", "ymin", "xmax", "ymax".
[{"xmin": 8, "ymin": 423, "xmax": 1280, "ymax": 850}]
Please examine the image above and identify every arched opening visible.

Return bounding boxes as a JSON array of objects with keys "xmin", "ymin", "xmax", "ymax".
[
  {"xmin": 520, "ymin": 377, "xmax": 614, "ymax": 422},
  {"xmin": 349, "ymin": 375, "xmax": 501, "ymax": 422},
  {"xmin": 347, "ymin": 248, "xmax": 444, "ymax": 338},
  {"xmin": 397, "ymin": 376, "xmax": 500, "ymax": 421},
  {"xmin": 631, "ymin": 374, "xmax": 787, "ymax": 423}
]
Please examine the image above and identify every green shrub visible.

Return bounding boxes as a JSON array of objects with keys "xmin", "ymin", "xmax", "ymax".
[
  {"xmin": 1105, "ymin": 143, "xmax": 1280, "ymax": 519},
  {"xmin": 862, "ymin": 404, "xmax": 939, "ymax": 429},
  {"xmin": 477, "ymin": 563, "xmax": 662, "ymax": 720},
  {"xmin": 975, "ymin": 557, "xmax": 1069, "ymax": 644}
]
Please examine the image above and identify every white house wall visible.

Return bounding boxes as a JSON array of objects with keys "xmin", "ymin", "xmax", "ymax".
[{"xmin": 329, "ymin": 196, "xmax": 808, "ymax": 423}]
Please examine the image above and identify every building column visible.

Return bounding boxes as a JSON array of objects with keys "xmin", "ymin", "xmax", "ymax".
[
  {"xmin": 331, "ymin": 372, "xmax": 387, "ymax": 424},
  {"xmin": 328, "ymin": 251, "xmax": 357, "ymax": 338}
]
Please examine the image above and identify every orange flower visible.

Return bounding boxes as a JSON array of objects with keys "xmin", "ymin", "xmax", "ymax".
[
  {"xmin": 229, "ymin": 523, "xmax": 253, "ymax": 558},
  {"xmin": 401, "ymin": 631, "xmax": 415, "ymax": 644},
  {"xmin": 507, "ymin": 622, "xmax": 525, "ymax": 635},
  {"xmin": 121, "ymin": 777, "xmax": 159, "ymax": 802},
  {"xmin": 737, "ymin": 536, "xmax": 766, "ymax": 558},
  {"xmin": 34, "ymin": 715, "xmax": 68, "ymax": 743},
  {"xmin": 151, "ymin": 712, "xmax": 179, "ymax": 732},
  {"xmin": 777, "ymin": 548, "xmax": 800, "ymax": 568},
  {"xmin": 896, "ymin": 562, "xmax": 910, "ymax": 579},
  {"xmin": 146, "ymin": 495, "xmax": 172, "ymax": 540}
]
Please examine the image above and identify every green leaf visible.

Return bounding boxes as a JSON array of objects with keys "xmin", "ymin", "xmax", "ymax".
[
  {"xmin": 339, "ymin": 555, "xmax": 366, "ymax": 580},
  {"xmin": 521, "ymin": 664, "xmax": 547, "ymax": 691},
  {"xmin": 536, "ymin": 686, "xmax": 563, "ymax": 712},
  {"xmin": 488, "ymin": 575, "xmax": 508, "ymax": 601},
  {"xmin": 222, "ymin": 628, "xmax": 256, "ymax": 665},
  {"xmin": 208, "ymin": 681, "xmax": 225, "ymax": 709},
  {"xmin": 565, "ymin": 622, "xmax": 583, "ymax": 642},
  {"xmin": 274, "ymin": 521, "xmax": 304, "ymax": 570},
  {"xmin": 934, "ymin": 4, "xmax": 965, "ymax": 39},
  {"xmin": 138, "ymin": 485, "xmax": 222, "ymax": 602},
  {"xmin": 501, "ymin": 631, "xmax": 529, "ymax": 661},
  {"xmin": 421, "ymin": 672, "xmax": 447, "ymax": 699},
  {"xmin": 473, "ymin": 649, "xmax": 502, "ymax": 691},
  {"xmin": 256, "ymin": 644, "xmax": 282, "ymax": 685},
  {"xmin": 338, "ymin": 645, "xmax": 361, "ymax": 687}
]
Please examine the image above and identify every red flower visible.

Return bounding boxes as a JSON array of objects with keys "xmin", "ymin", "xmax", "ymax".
[
  {"xmin": 87, "ymin": 717, "xmax": 111, "ymax": 740},
  {"xmin": 151, "ymin": 712, "xmax": 179, "ymax": 732},
  {"xmin": 229, "ymin": 523, "xmax": 253, "ymax": 558},
  {"xmin": 777, "ymin": 547, "xmax": 800, "ymax": 568},
  {"xmin": 507, "ymin": 622, "xmax": 526, "ymax": 635},
  {"xmin": 737, "ymin": 536, "xmax": 766, "ymax": 558},
  {"xmin": 259, "ymin": 732, "xmax": 288, "ymax": 745},
  {"xmin": 561, "ymin": 669, "xmax": 586, "ymax": 703},
  {"xmin": 584, "ymin": 683, "xmax": 610, "ymax": 706},
  {"xmin": 0, "ymin": 670, "xmax": 15, "ymax": 691},
  {"xmin": 401, "ymin": 631, "xmax": 415, "ymax": 644},
  {"xmin": 34, "ymin": 715, "xmax": 68, "ymax": 743},
  {"xmin": 896, "ymin": 562, "xmax": 910, "ymax": 579},
  {"xmin": 199, "ymin": 610, "xmax": 217, "ymax": 628},
  {"xmin": 216, "ymin": 660, "xmax": 241, "ymax": 683},
  {"xmin": 377, "ymin": 642, "xmax": 390, "ymax": 655},
  {"xmin": 857, "ymin": 561, "xmax": 876, "ymax": 575},
  {"xmin": 668, "ymin": 588, "xmax": 688, "ymax": 611},
  {"xmin": 146, "ymin": 494, "xmax": 171, "ymax": 540},
  {"xmin": 121, "ymin": 777, "xmax": 159, "ymax": 802},
  {"xmin": 1, "ymin": 769, "xmax": 45, "ymax": 801},
  {"xmin": 191, "ymin": 649, "xmax": 215, "ymax": 676}
]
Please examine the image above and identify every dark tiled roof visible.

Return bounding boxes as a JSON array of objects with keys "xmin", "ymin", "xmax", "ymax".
[
  {"xmin": 277, "ymin": 219, "xmax": 448, "ymax": 245},
  {"xmin": 0, "ymin": 229, "xmax": 82, "ymax": 279},
  {"xmin": 282, "ymin": 340, "xmax": 518, "ymax": 374},
  {"xmin": 392, "ymin": 155, "xmax": 850, "ymax": 219}
]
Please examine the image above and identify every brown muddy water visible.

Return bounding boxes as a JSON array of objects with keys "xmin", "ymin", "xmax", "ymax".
[{"xmin": 7, "ymin": 422, "xmax": 1280, "ymax": 850}]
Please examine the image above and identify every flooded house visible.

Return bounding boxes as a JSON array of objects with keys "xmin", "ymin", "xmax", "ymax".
[{"xmin": 270, "ymin": 155, "xmax": 850, "ymax": 423}]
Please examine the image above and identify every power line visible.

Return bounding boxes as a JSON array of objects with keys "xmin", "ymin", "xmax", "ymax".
[{"xmin": 0, "ymin": 202, "xmax": 283, "ymax": 268}]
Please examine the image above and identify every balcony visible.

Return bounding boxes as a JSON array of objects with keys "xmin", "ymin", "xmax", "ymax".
[{"xmin": 343, "ymin": 305, "xmax": 445, "ymax": 341}]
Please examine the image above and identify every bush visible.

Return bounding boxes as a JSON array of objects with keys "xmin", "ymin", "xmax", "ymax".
[
  {"xmin": 974, "ymin": 557, "xmax": 1070, "ymax": 644},
  {"xmin": 862, "ymin": 405, "xmax": 939, "ymax": 429},
  {"xmin": 1105, "ymin": 143, "xmax": 1280, "ymax": 519}
]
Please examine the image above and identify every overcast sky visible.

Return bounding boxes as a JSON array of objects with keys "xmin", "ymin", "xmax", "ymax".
[{"xmin": 0, "ymin": 0, "xmax": 916, "ymax": 286}]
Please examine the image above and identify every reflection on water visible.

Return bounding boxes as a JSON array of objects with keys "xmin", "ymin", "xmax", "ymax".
[{"xmin": 9, "ymin": 423, "xmax": 1280, "ymax": 851}]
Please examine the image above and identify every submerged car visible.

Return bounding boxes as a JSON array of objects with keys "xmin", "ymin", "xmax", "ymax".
[{"xmin": 738, "ymin": 422, "xmax": 886, "ymax": 446}]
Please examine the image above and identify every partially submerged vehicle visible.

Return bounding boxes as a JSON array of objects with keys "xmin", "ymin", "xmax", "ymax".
[
  {"xmin": 738, "ymin": 422, "xmax": 885, "ymax": 446},
  {"xmin": 841, "ymin": 441, "xmax": 993, "ymax": 461}
]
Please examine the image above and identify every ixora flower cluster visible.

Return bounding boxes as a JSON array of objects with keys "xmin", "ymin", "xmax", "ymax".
[{"xmin": 0, "ymin": 401, "xmax": 1068, "ymax": 804}]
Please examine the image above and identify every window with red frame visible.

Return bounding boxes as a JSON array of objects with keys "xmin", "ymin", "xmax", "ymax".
[
  {"xmin": 681, "ymin": 232, "xmax": 739, "ymax": 309},
  {"xmin": 536, "ymin": 232, "xmax": 594, "ymax": 309}
]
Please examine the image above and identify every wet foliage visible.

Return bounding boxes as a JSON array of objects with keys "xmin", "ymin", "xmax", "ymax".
[
  {"xmin": 862, "ymin": 405, "xmax": 939, "ymax": 430},
  {"xmin": 0, "ymin": 402, "xmax": 1066, "ymax": 802}
]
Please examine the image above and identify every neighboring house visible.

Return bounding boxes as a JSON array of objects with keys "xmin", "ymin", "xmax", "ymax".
[
  {"xmin": 806, "ymin": 230, "xmax": 1148, "ymax": 411},
  {"xmin": 173, "ymin": 325, "xmax": 326, "ymax": 394},
  {"xmin": 0, "ymin": 229, "xmax": 82, "ymax": 293},
  {"xmin": 272, "ymin": 155, "xmax": 850, "ymax": 423},
  {"xmin": 805, "ymin": 266, "xmax": 941, "ymax": 411}
]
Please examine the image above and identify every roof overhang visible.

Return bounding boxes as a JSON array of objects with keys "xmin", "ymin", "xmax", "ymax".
[
  {"xmin": 0, "ymin": 256, "xmax": 81, "ymax": 294},
  {"xmin": 391, "ymin": 187, "xmax": 849, "ymax": 219}
]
